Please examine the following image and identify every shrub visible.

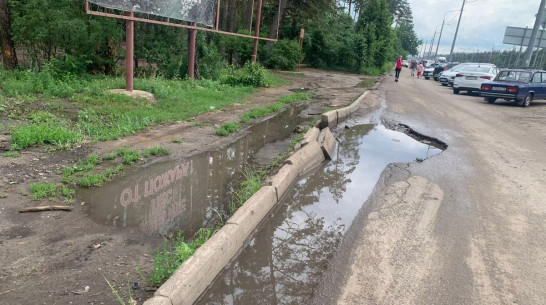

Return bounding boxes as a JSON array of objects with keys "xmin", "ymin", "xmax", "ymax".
[
  {"xmin": 219, "ymin": 62, "xmax": 271, "ymax": 87},
  {"xmin": 264, "ymin": 39, "xmax": 304, "ymax": 71}
]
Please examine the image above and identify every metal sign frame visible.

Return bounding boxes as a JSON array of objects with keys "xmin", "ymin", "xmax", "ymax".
[{"xmin": 85, "ymin": 0, "xmax": 279, "ymax": 90}]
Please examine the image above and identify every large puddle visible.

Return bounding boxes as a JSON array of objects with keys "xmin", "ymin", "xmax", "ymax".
[
  {"xmin": 76, "ymin": 106, "xmax": 311, "ymax": 238},
  {"xmin": 196, "ymin": 124, "xmax": 444, "ymax": 305}
]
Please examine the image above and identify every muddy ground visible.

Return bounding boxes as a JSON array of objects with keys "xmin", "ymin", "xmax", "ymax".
[{"xmin": 0, "ymin": 68, "xmax": 379, "ymax": 305}]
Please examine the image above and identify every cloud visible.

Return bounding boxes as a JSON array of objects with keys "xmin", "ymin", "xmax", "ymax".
[{"xmin": 410, "ymin": 0, "xmax": 541, "ymax": 54}]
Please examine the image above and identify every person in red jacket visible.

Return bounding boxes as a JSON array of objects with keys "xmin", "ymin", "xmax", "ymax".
[{"xmin": 395, "ymin": 55, "xmax": 403, "ymax": 82}]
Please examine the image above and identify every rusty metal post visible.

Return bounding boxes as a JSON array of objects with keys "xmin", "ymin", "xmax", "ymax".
[
  {"xmin": 251, "ymin": 0, "xmax": 263, "ymax": 62},
  {"xmin": 188, "ymin": 22, "xmax": 197, "ymax": 79},
  {"xmin": 126, "ymin": 11, "xmax": 134, "ymax": 91},
  {"xmin": 215, "ymin": 0, "xmax": 221, "ymax": 30}
]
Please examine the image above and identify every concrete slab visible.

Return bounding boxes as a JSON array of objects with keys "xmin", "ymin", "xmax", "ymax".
[
  {"xmin": 318, "ymin": 127, "xmax": 336, "ymax": 160},
  {"xmin": 267, "ymin": 164, "xmax": 299, "ymax": 201},
  {"xmin": 301, "ymin": 127, "xmax": 320, "ymax": 146},
  {"xmin": 286, "ymin": 141, "xmax": 325, "ymax": 175},
  {"xmin": 321, "ymin": 111, "xmax": 337, "ymax": 129},
  {"xmin": 143, "ymin": 296, "xmax": 172, "ymax": 305}
]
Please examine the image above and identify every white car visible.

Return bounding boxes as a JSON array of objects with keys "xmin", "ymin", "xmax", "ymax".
[
  {"xmin": 439, "ymin": 63, "xmax": 473, "ymax": 86},
  {"xmin": 452, "ymin": 63, "xmax": 499, "ymax": 95}
]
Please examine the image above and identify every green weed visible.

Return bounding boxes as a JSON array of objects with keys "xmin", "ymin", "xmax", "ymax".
[
  {"xmin": 215, "ymin": 122, "xmax": 239, "ymax": 136},
  {"xmin": 103, "ymin": 275, "xmax": 134, "ymax": 305},
  {"xmin": 149, "ymin": 229, "xmax": 212, "ymax": 286},
  {"xmin": 104, "ymin": 152, "xmax": 117, "ymax": 160},
  {"xmin": 240, "ymin": 92, "xmax": 310, "ymax": 123},
  {"xmin": 171, "ymin": 138, "xmax": 182, "ymax": 143},
  {"xmin": 142, "ymin": 146, "xmax": 170, "ymax": 157},
  {"xmin": 29, "ymin": 183, "xmax": 57, "ymax": 200},
  {"xmin": 117, "ymin": 148, "xmax": 141, "ymax": 164},
  {"xmin": 2, "ymin": 151, "xmax": 20, "ymax": 158}
]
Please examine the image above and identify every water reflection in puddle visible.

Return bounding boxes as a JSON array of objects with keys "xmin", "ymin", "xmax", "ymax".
[
  {"xmin": 196, "ymin": 124, "xmax": 443, "ymax": 305},
  {"xmin": 76, "ymin": 106, "xmax": 311, "ymax": 238}
]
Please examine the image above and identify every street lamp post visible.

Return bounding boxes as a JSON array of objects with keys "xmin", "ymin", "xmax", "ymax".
[
  {"xmin": 435, "ymin": 10, "xmax": 460, "ymax": 59},
  {"xmin": 449, "ymin": 0, "xmax": 466, "ymax": 63}
]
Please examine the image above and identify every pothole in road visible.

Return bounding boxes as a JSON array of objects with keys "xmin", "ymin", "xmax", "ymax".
[
  {"xmin": 76, "ymin": 105, "xmax": 313, "ymax": 239},
  {"xmin": 196, "ymin": 123, "xmax": 445, "ymax": 305}
]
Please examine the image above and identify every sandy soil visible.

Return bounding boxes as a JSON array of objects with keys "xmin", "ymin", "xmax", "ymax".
[{"xmin": 0, "ymin": 68, "xmax": 376, "ymax": 305}]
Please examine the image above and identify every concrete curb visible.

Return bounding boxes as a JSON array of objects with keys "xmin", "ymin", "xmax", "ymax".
[
  {"xmin": 144, "ymin": 90, "xmax": 370, "ymax": 305},
  {"xmin": 320, "ymin": 91, "xmax": 369, "ymax": 129},
  {"xmin": 318, "ymin": 128, "xmax": 336, "ymax": 160}
]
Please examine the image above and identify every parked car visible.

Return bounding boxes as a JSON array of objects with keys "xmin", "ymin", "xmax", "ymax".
[
  {"xmin": 439, "ymin": 63, "xmax": 473, "ymax": 86},
  {"xmin": 402, "ymin": 60, "xmax": 409, "ymax": 68},
  {"xmin": 433, "ymin": 62, "xmax": 460, "ymax": 81},
  {"xmin": 453, "ymin": 63, "xmax": 498, "ymax": 94},
  {"xmin": 480, "ymin": 69, "xmax": 546, "ymax": 107},
  {"xmin": 423, "ymin": 64, "xmax": 438, "ymax": 80}
]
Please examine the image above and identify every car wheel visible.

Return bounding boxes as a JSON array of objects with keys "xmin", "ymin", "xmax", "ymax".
[
  {"xmin": 441, "ymin": 83, "xmax": 447, "ymax": 86},
  {"xmin": 521, "ymin": 93, "xmax": 533, "ymax": 107},
  {"xmin": 425, "ymin": 77, "xmax": 429, "ymax": 80},
  {"xmin": 453, "ymin": 88, "xmax": 460, "ymax": 94},
  {"xmin": 486, "ymin": 97, "xmax": 497, "ymax": 104}
]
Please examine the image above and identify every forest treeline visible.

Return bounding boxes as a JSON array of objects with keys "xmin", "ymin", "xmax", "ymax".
[{"xmin": 0, "ymin": 0, "xmax": 420, "ymax": 78}]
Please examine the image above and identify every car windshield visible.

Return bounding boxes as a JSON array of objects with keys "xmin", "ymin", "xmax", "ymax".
[
  {"xmin": 496, "ymin": 71, "xmax": 532, "ymax": 82},
  {"xmin": 462, "ymin": 65, "xmax": 493, "ymax": 73},
  {"xmin": 449, "ymin": 64, "xmax": 470, "ymax": 72}
]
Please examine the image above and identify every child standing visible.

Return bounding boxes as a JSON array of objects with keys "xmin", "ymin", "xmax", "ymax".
[{"xmin": 416, "ymin": 62, "xmax": 424, "ymax": 78}]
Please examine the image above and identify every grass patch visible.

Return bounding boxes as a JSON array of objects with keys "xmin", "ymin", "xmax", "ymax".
[
  {"xmin": 142, "ymin": 146, "xmax": 170, "ymax": 158},
  {"xmin": 240, "ymin": 92, "xmax": 310, "ymax": 123},
  {"xmin": 149, "ymin": 228, "xmax": 212, "ymax": 286},
  {"xmin": 215, "ymin": 122, "xmax": 239, "ymax": 136},
  {"xmin": 104, "ymin": 152, "xmax": 117, "ymax": 160},
  {"xmin": 117, "ymin": 148, "xmax": 141, "ymax": 165},
  {"xmin": 62, "ymin": 154, "xmax": 102, "ymax": 183},
  {"xmin": 356, "ymin": 78, "xmax": 377, "ymax": 88},
  {"xmin": 29, "ymin": 183, "xmax": 74, "ymax": 203},
  {"xmin": 2, "ymin": 151, "xmax": 20, "ymax": 158},
  {"xmin": 77, "ymin": 164, "xmax": 125, "ymax": 187},
  {"xmin": 229, "ymin": 169, "xmax": 263, "ymax": 215},
  {"xmin": 29, "ymin": 183, "xmax": 57, "ymax": 200},
  {"xmin": 11, "ymin": 122, "xmax": 82, "ymax": 150},
  {"xmin": 1, "ymin": 69, "xmax": 261, "ymax": 148},
  {"xmin": 171, "ymin": 138, "xmax": 182, "ymax": 143}
]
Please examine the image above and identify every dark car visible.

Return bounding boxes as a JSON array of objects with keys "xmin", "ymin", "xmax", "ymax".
[
  {"xmin": 433, "ymin": 62, "xmax": 460, "ymax": 81},
  {"xmin": 480, "ymin": 69, "xmax": 546, "ymax": 107}
]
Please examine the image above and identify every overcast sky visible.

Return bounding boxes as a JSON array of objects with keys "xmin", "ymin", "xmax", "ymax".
[{"xmin": 409, "ymin": 0, "xmax": 542, "ymax": 56}]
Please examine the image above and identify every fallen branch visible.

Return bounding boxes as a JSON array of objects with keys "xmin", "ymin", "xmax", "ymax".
[
  {"xmin": 19, "ymin": 206, "xmax": 73, "ymax": 213},
  {"xmin": 0, "ymin": 289, "xmax": 14, "ymax": 296}
]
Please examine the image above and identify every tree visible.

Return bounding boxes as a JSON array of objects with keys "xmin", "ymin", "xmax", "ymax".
[
  {"xmin": 0, "ymin": 0, "xmax": 17, "ymax": 69},
  {"xmin": 356, "ymin": 0, "xmax": 394, "ymax": 70},
  {"xmin": 395, "ymin": 20, "xmax": 419, "ymax": 56}
]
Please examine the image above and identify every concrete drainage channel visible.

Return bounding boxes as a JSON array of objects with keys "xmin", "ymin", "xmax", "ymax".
[{"xmin": 143, "ymin": 92, "xmax": 370, "ymax": 305}]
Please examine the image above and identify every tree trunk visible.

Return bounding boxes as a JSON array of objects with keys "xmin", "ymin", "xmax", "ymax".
[
  {"xmin": 221, "ymin": 0, "xmax": 229, "ymax": 31},
  {"xmin": 245, "ymin": 0, "xmax": 254, "ymax": 34},
  {"xmin": 228, "ymin": 0, "xmax": 238, "ymax": 33},
  {"xmin": 0, "ymin": 0, "xmax": 18, "ymax": 69},
  {"xmin": 266, "ymin": 0, "xmax": 288, "ymax": 48}
]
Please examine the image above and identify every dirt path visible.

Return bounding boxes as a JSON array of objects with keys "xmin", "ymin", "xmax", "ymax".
[
  {"xmin": 0, "ymin": 68, "xmax": 376, "ymax": 305},
  {"xmin": 311, "ymin": 68, "xmax": 546, "ymax": 304}
]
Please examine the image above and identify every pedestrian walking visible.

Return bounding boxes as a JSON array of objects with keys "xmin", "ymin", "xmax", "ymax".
[
  {"xmin": 410, "ymin": 59, "xmax": 416, "ymax": 76},
  {"xmin": 395, "ymin": 55, "xmax": 403, "ymax": 82},
  {"xmin": 416, "ymin": 62, "xmax": 424, "ymax": 78}
]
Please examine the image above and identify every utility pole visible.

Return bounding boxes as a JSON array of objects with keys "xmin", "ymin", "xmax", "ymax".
[
  {"xmin": 449, "ymin": 0, "xmax": 466, "ymax": 62},
  {"xmin": 523, "ymin": 0, "xmax": 546, "ymax": 67}
]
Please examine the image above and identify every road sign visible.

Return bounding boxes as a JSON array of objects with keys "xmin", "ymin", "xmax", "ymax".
[
  {"xmin": 89, "ymin": 0, "xmax": 216, "ymax": 26},
  {"xmin": 503, "ymin": 26, "xmax": 546, "ymax": 48}
]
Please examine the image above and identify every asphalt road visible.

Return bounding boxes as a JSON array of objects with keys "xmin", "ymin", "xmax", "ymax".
[{"xmin": 311, "ymin": 68, "xmax": 546, "ymax": 305}]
